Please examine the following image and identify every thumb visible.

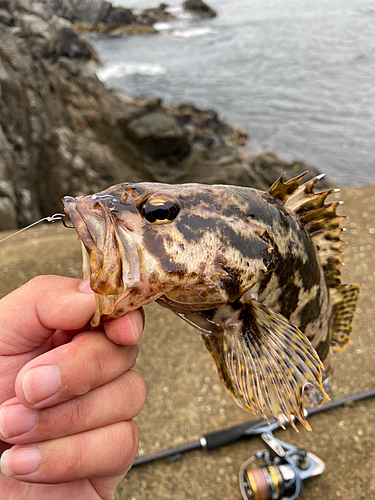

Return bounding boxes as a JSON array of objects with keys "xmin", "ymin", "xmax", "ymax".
[{"xmin": 0, "ymin": 276, "xmax": 96, "ymax": 355}]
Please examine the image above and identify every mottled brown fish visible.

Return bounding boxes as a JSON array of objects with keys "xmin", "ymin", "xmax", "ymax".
[{"xmin": 63, "ymin": 173, "xmax": 359, "ymax": 431}]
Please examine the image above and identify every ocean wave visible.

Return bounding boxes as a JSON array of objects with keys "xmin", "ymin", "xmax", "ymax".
[
  {"xmin": 170, "ymin": 27, "xmax": 216, "ymax": 39},
  {"xmin": 153, "ymin": 22, "xmax": 172, "ymax": 31},
  {"xmin": 97, "ymin": 63, "xmax": 167, "ymax": 80}
]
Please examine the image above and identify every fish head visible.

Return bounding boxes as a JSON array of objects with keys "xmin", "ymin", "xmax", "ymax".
[{"xmin": 63, "ymin": 182, "xmax": 272, "ymax": 325}]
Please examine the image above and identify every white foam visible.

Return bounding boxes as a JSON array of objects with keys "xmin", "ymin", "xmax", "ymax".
[
  {"xmin": 170, "ymin": 27, "xmax": 215, "ymax": 39},
  {"xmin": 153, "ymin": 22, "xmax": 172, "ymax": 31},
  {"xmin": 97, "ymin": 62, "xmax": 167, "ymax": 80}
]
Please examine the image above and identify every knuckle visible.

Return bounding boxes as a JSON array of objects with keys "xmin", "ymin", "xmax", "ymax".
[
  {"xmin": 69, "ymin": 440, "xmax": 85, "ymax": 473},
  {"xmin": 53, "ymin": 436, "xmax": 85, "ymax": 478},
  {"xmin": 27, "ymin": 275, "xmax": 56, "ymax": 294},
  {"xmin": 84, "ymin": 342, "xmax": 106, "ymax": 388},
  {"xmin": 65, "ymin": 397, "xmax": 89, "ymax": 430}
]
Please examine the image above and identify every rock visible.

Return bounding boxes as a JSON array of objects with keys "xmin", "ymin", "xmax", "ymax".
[
  {"xmin": 0, "ymin": 8, "xmax": 12, "ymax": 25},
  {"xmin": 43, "ymin": 0, "xmax": 167, "ymax": 31},
  {"xmin": 168, "ymin": 104, "xmax": 248, "ymax": 149},
  {"xmin": 48, "ymin": 16, "xmax": 100, "ymax": 61},
  {"xmin": 135, "ymin": 4, "xmax": 176, "ymax": 25},
  {"xmin": 14, "ymin": 12, "xmax": 50, "ymax": 37},
  {"xmin": 105, "ymin": 25, "xmax": 157, "ymax": 37},
  {"xmin": 0, "ymin": 197, "xmax": 17, "ymax": 230},
  {"xmin": 126, "ymin": 110, "xmax": 191, "ymax": 160},
  {"xmin": 95, "ymin": 1, "xmax": 112, "ymax": 23},
  {"xmin": 0, "ymin": 159, "xmax": 6, "ymax": 180},
  {"xmin": 105, "ymin": 7, "xmax": 136, "ymax": 26},
  {"xmin": 0, "ymin": 180, "xmax": 16, "ymax": 204},
  {"xmin": 8, "ymin": 0, "xmax": 31, "ymax": 13},
  {"xmin": 44, "ymin": 0, "xmax": 108, "ymax": 24},
  {"xmin": 8, "ymin": 2, "xmax": 100, "ymax": 63},
  {"xmin": 74, "ymin": 0, "xmax": 110, "ymax": 24},
  {"xmin": 247, "ymin": 151, "xmax": 330, "ymax": 186},
  {"xmin": 29, "ymin": 2, "xmax": 51, "ymax": 20},
  {"xmin": 43, "ymin": 0, "xmax": 217, "ymax": 37},
  {"xmin": 183, "ymin": 0, "xmax": 217, "ymax": 18}
]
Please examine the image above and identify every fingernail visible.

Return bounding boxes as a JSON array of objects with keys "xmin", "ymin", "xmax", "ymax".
[
  {"xmin": 1, "ymin": 446, "xmax": 40, "ymax": 476},
  {"xmin": 79, "ymin": 280, "xmax": 94, "ymax": 293},
  {"xmin": 22, "ymin": 365, "xmax": 60, "ymax": 404},
  {"xmin": 0, "ymin": 404, "xmax": 38, "ymax": 438}
]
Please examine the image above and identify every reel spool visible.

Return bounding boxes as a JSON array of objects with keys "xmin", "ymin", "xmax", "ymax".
[{"xmin": 239, "ymin": 432, "xmax": 325, "ymax": 500}]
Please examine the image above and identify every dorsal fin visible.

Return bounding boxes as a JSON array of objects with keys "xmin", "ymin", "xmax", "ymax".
[
  {"xmin": 267, "ymin": 172, "xmax": 344, "ymax": 286},
  {"xmin": 267, "ymin": 172, "xmax": 359, "ymax": 350},
  {"xmin": 267, "ymin": 171, "xmax": 311, "ymax": 204}
]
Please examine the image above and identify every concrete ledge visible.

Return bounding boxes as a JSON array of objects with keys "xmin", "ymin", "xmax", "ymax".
[{"xmin": 0, "ymin": 185, "xmax": 374, "ymax": 500}]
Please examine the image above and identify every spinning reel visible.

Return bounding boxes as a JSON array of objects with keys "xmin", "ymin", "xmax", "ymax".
[{"xmin": 239, "ymin": 429, "xmax": 325, "ymax": 500}]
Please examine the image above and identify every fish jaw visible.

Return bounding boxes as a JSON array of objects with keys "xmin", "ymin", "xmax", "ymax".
[{"xmin": 63, "ymin": 194, "xmax": 148, "ymax": 324}]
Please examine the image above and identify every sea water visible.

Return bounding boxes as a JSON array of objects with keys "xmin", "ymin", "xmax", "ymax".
[{"xmin": 91, "ymin": 0, "xmax": 375, "ymax": 186}]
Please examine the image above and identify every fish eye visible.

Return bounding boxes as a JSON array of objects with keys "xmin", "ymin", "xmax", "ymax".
[{"xmin": 141, "ymin": 193, "xmax": 181, "ymax": 225}]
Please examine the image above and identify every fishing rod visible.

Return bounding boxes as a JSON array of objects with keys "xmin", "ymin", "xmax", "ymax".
[
  {"xmin": 132, "ymin": 388, "xmax": 375, "ymax": 500},
  {"xmin": 133, "ymin": 387, "xmax": 375, "ymax": 467}
]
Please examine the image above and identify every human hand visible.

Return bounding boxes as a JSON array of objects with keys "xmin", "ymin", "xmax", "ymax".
[{"xmin": 0, "ymin": 275, "xmax": 146, "ymax": 500}]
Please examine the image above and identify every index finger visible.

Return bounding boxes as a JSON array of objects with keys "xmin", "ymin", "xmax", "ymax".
[{"xmin": 0, "ymin": 276, "xmax": 96, "ymax": 355}]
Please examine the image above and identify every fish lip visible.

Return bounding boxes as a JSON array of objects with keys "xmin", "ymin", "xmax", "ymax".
[
  {"xmin": 63, "ymin": 195, "xmax": 121, "ymax": 293},
  {"xmin": 63, "ymin": 195, "xmax": 106, "ymax": 253},
  {"xmin": 63, "ymin": 193, "xmax": 141, "ymax": 299},
  {"xmin": 63, "ymin": 196, "xmax": 96, "ymax": 252}
]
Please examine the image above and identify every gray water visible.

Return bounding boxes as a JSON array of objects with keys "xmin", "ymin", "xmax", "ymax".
[{"xmin": 92, "ymin": 0, "xmax": 375, "ymax": 186}]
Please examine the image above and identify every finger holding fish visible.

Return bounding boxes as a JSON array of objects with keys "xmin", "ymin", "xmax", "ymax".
[
  {"xmin": 13, "ymin": 330, "xmax": 139, "ymax": 411},
  {"xmin": 0, "ymin": 370, "xmax": 146, "ymax": 445}
]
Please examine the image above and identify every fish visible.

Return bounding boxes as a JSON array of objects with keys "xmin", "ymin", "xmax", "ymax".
[{"xmin": 63, "ymin": 173, "xmax": 359, "ymax": 431}]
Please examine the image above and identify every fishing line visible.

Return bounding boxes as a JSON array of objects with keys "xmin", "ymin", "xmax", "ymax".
[{"xmin": 0, "ymin": 213, "xmax": 69, "ymax": 244}]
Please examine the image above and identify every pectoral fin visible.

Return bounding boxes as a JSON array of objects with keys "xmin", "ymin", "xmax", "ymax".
[
  {"xmin": 221, "ymin": 300, "xmax": 329, "ymax": 431},
  {"xmin": 157, "ymin": 296, "xmax": 328, "ymax": 431}
]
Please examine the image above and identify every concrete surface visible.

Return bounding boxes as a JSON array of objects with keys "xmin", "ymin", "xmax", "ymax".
[{"xmin": 0, "ymin": 185, "xmax": 374, "ymax": 500}]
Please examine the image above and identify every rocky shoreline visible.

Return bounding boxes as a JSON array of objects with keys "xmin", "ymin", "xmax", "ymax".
[
  {"xmin": 0, "ymin": 0, "xmax": 328, "ymax": 230},
  {"xmin": 42, "ymin": 0, "xmax": 217, "ymax": 37}
]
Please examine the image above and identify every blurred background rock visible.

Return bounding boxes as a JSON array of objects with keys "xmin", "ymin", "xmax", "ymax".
[{"xmin": 0, "ymin": 0, "xmax": 329, "ymax": 230}]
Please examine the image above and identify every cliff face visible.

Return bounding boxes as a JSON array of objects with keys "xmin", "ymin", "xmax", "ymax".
[{"xmin": 0, "ymin": 0, "xmax": 326, "ymax": 230}]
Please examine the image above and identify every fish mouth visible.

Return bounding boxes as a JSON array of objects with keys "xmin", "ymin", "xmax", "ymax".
[{"xmin": 63, "ymin": 194, "xmax": 141, "ymax": 324}]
